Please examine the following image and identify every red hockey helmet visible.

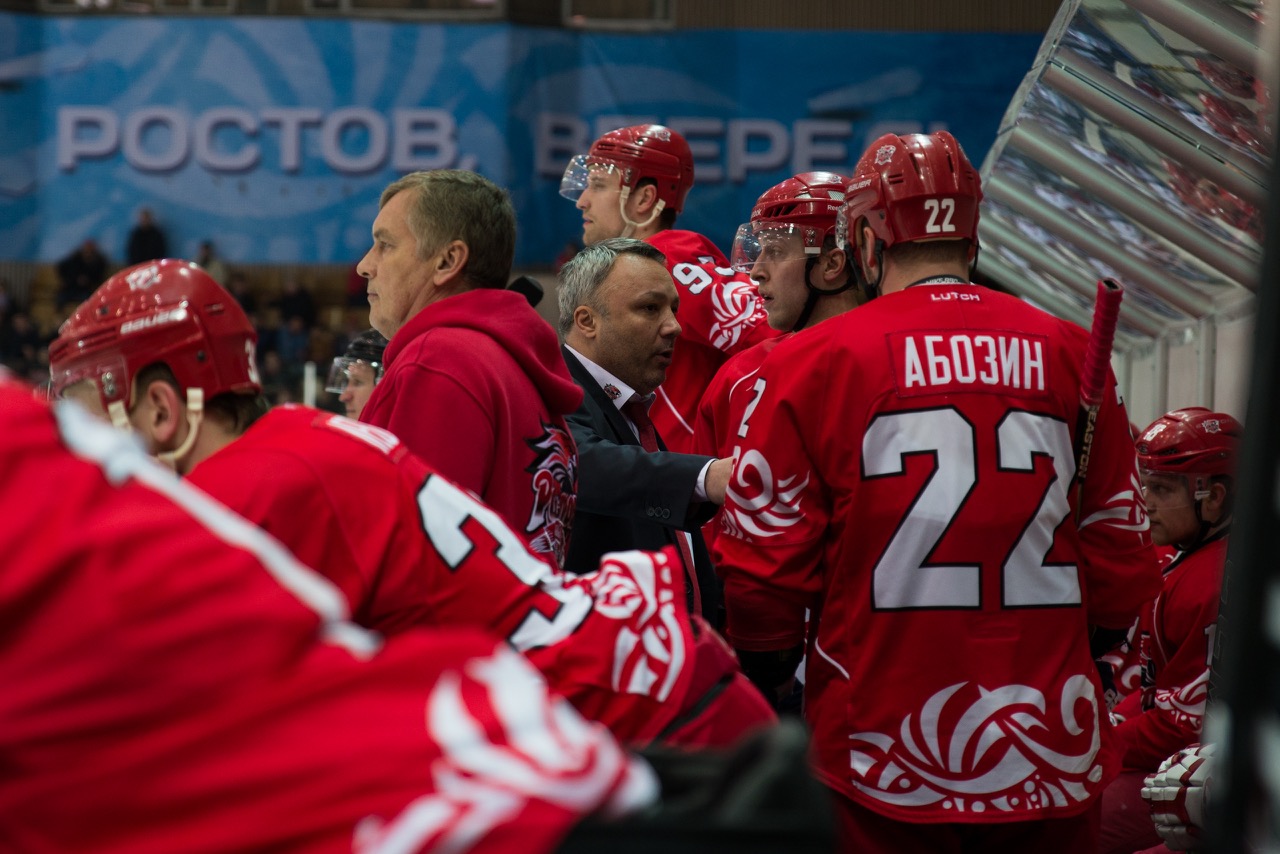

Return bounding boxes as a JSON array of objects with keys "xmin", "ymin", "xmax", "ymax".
[
  {"xmin": 560, "ymin": 124, "xmax": 695, "ymax": 213},
  {"xmin": 1136, "ymin": 407, "xmax": 1242, "ymax": 479},
  {"xmin": 838, "ymin": 131, "xmax": 983, "ymax": 257},
  {"xmin": 50, "ymin": 260, "xmax": 261, "ymax": 416},
  {"xmin": 730, "ymin": 172, "xmax": 848, "ymax": 271}
]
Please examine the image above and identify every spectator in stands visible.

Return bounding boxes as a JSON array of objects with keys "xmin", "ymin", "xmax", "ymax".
[
  {"xmin": 0, "ymin": 310, "xmax": 41, "ymax": 376},
  {"xmin": 55, "ymin": 239, "xmax": 108, "ymax": 310},
  {"xmin": 555, "ymin": 240, "xmax": 580, "ymax": 273},
  {"xmin": 559, "ymin": 124, "xmax": 778, "ymax": 453},
  {"xmin": 196, "ymin": 240, "xmax": 228, "ymax": 286},
  {"xmin": 125, "ymin": 208, "xmax": 168, "ymax": 266},
  {"xmin": 326, "ymin": 328, "xmax": 387, "ymax": 420},
  {"xmin": 227, "ymin": 271, "xmax": 258, "ymax": 315},
  {"xmin": 346, "ymin": 262, "xmax": 368, "ymax": 307},
  {"xmin": 273, "ymin": 278, "xmax": 317, "ymax": 372},
  {"xmin": 357, "ymin": 169, "xmax": 583, "ymax": 570}
]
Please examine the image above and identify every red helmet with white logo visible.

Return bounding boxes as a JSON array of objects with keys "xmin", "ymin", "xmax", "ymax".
[
  {"xmin": 730, "ymin": 172, "xmax": 848, "ymax": 272},
  {"xmin": 561, "ymin": 124, "xmax": 695, "ymax": 213},
  {"xmin": 838, "ymin": 131, "xmax": 983, "ymax": 257},
  {"xmin": 50, "ymin": 259, "xmax": 260, "ymax": 415},
  {"xmin": 1136, "ymin": 407, "xmax": 1242, "ymax": 479}
]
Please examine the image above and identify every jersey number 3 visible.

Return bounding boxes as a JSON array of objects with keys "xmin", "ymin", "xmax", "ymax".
[{"xmin": 863, "ymin": 408, "xmax": 1081, "ymax": 611}]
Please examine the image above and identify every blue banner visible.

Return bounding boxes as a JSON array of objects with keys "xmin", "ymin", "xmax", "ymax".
[{"xmin": 0, "ymin": 14, "xmax": 1039, "ymax": 266}]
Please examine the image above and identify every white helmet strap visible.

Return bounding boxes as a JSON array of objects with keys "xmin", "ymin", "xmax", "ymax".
[
  {"xmin": 156, "ymin": 387, "xmax": 205, "ymax": 471},
  {"xmin": 617, "ymin": 186, "xmax": 666, "ymax": 237}
]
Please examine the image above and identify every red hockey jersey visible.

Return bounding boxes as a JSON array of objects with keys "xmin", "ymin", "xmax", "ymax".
[
  {"xmin": 715, "ymin": 284, "xmax": 1161, "ymax": 823},
  {"xmin": 646, "ymin": 229, "xmax": 780, "ymax": 453},
  {"xmin": 693, "ymin": 336, "xmax": 786, "ymax": 555},
  {"xmin": 188, "ymin": 404, "xmax": 760, "ymax": 746},
  {"xmin": 1112, "ymin": 534, "xmax": 1226, "ymax": 771},
  {"xmin": 0, "ymin": 381, "xmax": 653, "ymax": 854}
]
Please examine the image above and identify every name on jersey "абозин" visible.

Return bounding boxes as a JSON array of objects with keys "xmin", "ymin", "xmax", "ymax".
[{"xmin": 890, "ymin": 330, "xmax": 1048, "ymax": 398}]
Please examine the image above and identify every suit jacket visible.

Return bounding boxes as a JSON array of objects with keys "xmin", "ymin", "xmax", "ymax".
[{"xmin": 561, "ymin": 346, "xmax": 723, "ymax": 626}]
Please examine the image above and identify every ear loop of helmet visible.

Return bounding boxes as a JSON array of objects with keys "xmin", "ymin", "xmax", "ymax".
[
  {"xmin": 793, "ymin": 248, "xmax": 856, "ymax": 333},
  {"xmin": 1185, "ymin": 474, "xmax": 1232, "ymax": 551},
  {"xmin": 617, "ymin": 185, "xmax": 667, "ymax": 238},
  {"xmin": 156, "ymin": 387, "xmax": 205, "ymax": 471}
]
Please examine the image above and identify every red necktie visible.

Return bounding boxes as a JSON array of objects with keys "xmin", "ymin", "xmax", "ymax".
[{"xmin": 621, "ymin": 396, "xmax": 703, "ymax": 617}]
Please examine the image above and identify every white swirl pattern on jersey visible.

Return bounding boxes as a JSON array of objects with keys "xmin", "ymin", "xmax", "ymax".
[{"xmin": 847, "ymin": 675, "xmax": 1105, "ymax": 814}]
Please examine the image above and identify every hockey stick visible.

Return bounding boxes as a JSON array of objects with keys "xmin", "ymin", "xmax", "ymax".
[{"xmin": 1075, "ymin": 278, "xmax": 1124, "ymax": 523}]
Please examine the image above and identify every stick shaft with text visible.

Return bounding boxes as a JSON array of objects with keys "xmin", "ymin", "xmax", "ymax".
[{"xmin": 1075, "ymin": 278, "xmax": 1125, "ymax": 522}]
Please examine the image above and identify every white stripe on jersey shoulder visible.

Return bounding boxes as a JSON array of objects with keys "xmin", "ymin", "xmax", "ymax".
[
  {"xmin": 656, "ymin": 386, "xmax": 694, "ymax": 435},
  {"xmin": 53, "ymin": 399, "xmax": 380, "ymax": 658}
]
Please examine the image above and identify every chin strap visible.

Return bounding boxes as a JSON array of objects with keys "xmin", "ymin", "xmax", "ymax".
[
  {"xmin": 106, "ymin": 399, "xmax": 133, "ymax": 432},
  {"xmin": 1177, "ymin": 476, "xmax": 1233, "ymax": 552},
  {"xmin": 617, "ymin": 186, "xmax": 666, "ymax": 238},
  {"xmin": 156, "ymin": 388, "xmax": 205, "ymax": 472},
  {"xmin": 792, "ymin": 255, "xmax": 856, "ymax": 333}
]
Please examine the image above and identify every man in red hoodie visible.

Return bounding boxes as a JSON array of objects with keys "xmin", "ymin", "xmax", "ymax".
[{"xmin": 358, "ymin": 169, "xmax": 583, "ymax": 568}]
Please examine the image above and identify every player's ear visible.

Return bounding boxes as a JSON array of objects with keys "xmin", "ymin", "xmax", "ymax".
[
  {"xmin": 858, "ymin": 223, "xmax": 879, "ymax": 277},
  {"xmin": 139, "ymin": 379, "xmax": 184, "ymax": 445},
  {"xmin": 821, "ymin": 246, "xmax": 847, "ymax": 284},
  {"xmin": 631, "ymin": 182, "xmax": 659, "ymax": 216},
  {"xmin": 1203, "ymin": 481, "xmax": 1231, "ymax": 522}
]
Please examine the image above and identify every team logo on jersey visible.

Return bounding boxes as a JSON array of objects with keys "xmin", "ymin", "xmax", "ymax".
[
  {"xmin": 355, "ymin": 646, "xmax": 643, "ymax": 853},
  {"xmin": 1152, "ymin": 668, "xmax": 1209, "ymax": 731},
  {"xmin": 1080, "ymin": 469, "xmax": 1150, "ymax": 534},
  {"xmin": 525, "ymin": 423, "xmax": 577, "ymax": 568},
  {"xmin": 581, "ymin": 550, "xmax": 687, "ymax": 703},
  {"xmin": 721, "ymin": 449, "xmax": 808, "ymax": 541},
  {"xmin": 710, "ymin": 278, "xmax": 769, "ymax": 352},
  {"xmin": 847, "ymin": 676, "xmax": 1105, "ymax": 814}
]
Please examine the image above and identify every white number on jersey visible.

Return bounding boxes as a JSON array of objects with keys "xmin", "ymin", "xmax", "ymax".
[
  {"xmin": 737, "ymin": 377, "xmax": 767, "ymax": 439},
  {"xmin": 419, "ymin": 474, "xmax": 593, "ymax": 649},
  {"xmin": 862, "ymin": 407, "xmax": 1080, "ymax": 610}
]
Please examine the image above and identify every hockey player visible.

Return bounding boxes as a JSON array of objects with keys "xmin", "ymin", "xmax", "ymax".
[
  {"xmin": 1099, "ymin": 407, "xmax": 1241, "ymax": 854},
  {"xmin": 692, "ymin": 171, "xmax": 859, "ymax": 555},
  {"xmin": 327, "ymin": 327, "xmax": 387, "ymax": 419},
  {"xmin": 560, "ymin": 124, "xmax": 779, "ymax": 453},
  {"xmin": 0, "ymin": 375, "xmax": 655, "ymax": 853},
  {"xmin": 714, "ymin": 131, "xmax": 1161, "ymax": 851},
  {"xmin": 50, "ymin": 260, "xmax": 774, "ymax": 749}
]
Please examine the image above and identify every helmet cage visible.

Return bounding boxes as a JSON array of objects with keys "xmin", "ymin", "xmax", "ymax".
[
  {"xmin": 730, "ymin": 222, "xmax": 820, "ymax": 273},
  {"xmin": 559, "ymin": 155, "xmax": 624, "ymax": 202},
  {"xmin": 560, "ymin": 125, "xmax": 694, "ymax": 213},
  {"xmin": 325, "ymin": 356, "xmax": 385, "ymax": 395}
]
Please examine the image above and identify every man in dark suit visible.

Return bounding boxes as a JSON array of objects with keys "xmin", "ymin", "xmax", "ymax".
[{"xmin": 558, "ymin": 238, "xmax": 733, "ymax": 626}]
